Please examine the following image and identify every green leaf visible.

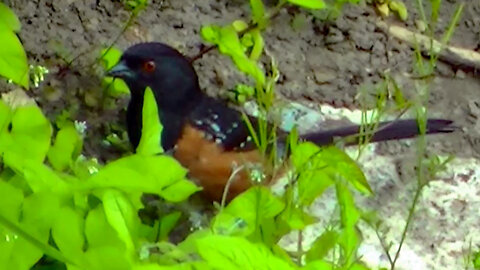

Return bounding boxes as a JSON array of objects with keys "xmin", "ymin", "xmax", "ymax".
[
  {"xmin": 212, "ymin": 186, "xmax": 284, "ymax": 239},
  {"xmin": 22, "ymin": 192, "xmax": 62, "ymax": 239},
  {"xmin": 0, "ymin": 27, "xmax": 29, "ymax": 88},
  {"xmin": 196, "ymin": 235, "xmax": 295, "ymax": 270},
  {"xmin": 249, "ymin": 30, "xmax": 264, "ymax": 61},
  {"xmin": 201, "ymin": 25, "xmax": 265, "ymax": 85},
  {"xmin": 133, "ymin": 262, "xmax": 210, "ymax": 270},
  {"xmin": 158, "ymin": 211, "xmax": 182, "ymax": 241},
  {"xmin": 305, "ymin": 230, "xmax": 339, "ymax": 262},
  {"xmin": 473, "ymin": 250, "xmax": 480, "ymax": 268},
  {"xmin": 349, "ymin": 263, "xmax": 370, "ymax": 270},
  {"xmin": 0, "ymin": 3, "xmax": 21, "ymax": 32},
  {"xmin": 2, "ymin": 105, "xmax": 52, "ymax": 167},
  {"xmin": 0, "ymin": 179, "xmax": 23, "ymax": 221},
  {"xmin": 0, "ymin": 100, "xmax": 12, "ymax": 134},
  {"xmin": 302, "ymin": 260, "xmax": 333, "ymax": 270},
  {"xmin": 292, "ymin": 143, "xmax": 372, "ymax": 202},
  {"xmin": 0, "ymin": 213, "xmax": 63, "ymax": 269},
  {"xmin": 103, "ymin": 77, "xmax": 130, "ymax": 97},
  {"xmin": 51, "ymin": 206, "xmax": 85, "ymax": 263},
  {"xmin": 287, "ymin": 0, "xmax": 325, "ymax": 9},
  {"xmin": 232, "ymin": 20, "xmax": 248, "ymax": 32},
  {"xmin": 83, "ymin": 246, "xmax": 132, "ymax": 270},
  {"xmin": 335, "ymin": 182, "xmax": 361, "ymax": 266},
  {"xmin": 136, "ymin": 87, "xmax": 163, "ymax": 155},
  {"xmin": 102, "ymin": 190, "xmax": 137, "ymax": 253},
  {"xmin": 278, "ymin": 204, "xmax": 316, "ymax": 231},
  {"xmin": 84, "ymin": 154, "xmax": 192, "ymax": 201},
  {"xmin": 389, "ymin": 1, "xmax": 408, "ymax": 21},
  {"xmin": 291, "ymin": 143, "xmax": 334, "ymax": 205},
  {"xmin": 48, "ymin": 123, "xmax": 83, "ymax": 171},
  {"xmin": 0, "ymin": 192, "xmax": 72, "ymax": 268},
  {"xmin": 22, "ymin": 161, "xmax": 70, "ymax": 194},
  {"xmin": 100, "ymin": 47, "xmax": 123, "ymax": 70},
  {"xmin": 101, "ymin": 47, "xmax": 130, "ymax": 97},
  {"xmin": 159, "ymin": 179, "xmax": 201, "ymax": 203},
  {"xmin": 250, "ymin": 0, "xmax": 266, "ymax": 27},
  {"xmin": 85, "ymin": 206, "xmax": 125, "ymax": 249}
]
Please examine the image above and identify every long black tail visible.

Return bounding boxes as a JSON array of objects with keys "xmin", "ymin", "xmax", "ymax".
[{"xmin": 300, "ymin": 119, "xmax": 456, "ymax": 146}]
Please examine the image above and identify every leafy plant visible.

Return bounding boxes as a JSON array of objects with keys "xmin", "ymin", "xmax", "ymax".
[
  {"xmin": 0, "ymin": 90, "xmax": 199, "ymax": 269},
  {"xmin": 0, "ymin": 3, "xmax": 29, "ymax": 89}
]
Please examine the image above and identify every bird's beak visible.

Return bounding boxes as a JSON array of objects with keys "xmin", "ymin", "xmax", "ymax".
[{"xmin": 107, "ymin": 60, "xmax": 134, "ymax": 78}]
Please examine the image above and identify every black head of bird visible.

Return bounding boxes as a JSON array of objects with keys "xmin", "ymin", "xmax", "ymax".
[{"xmin": 107, "ymin": 42, "xmax": 203, "ymax": 109}]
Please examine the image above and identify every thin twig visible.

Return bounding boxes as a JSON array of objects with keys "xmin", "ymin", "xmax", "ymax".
[{"xmin": 220, "ymin": 164, "xmax": 245, "ymax": 209}]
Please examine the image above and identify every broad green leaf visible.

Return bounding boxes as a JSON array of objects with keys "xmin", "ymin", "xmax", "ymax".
[
  {"xmin": 85, "ymin": 206, "xmax": 125, "ymax": 249},
  {"xmin": 136, "ymin": 87, "xmax": 163, "ymax": 155},
  {"xmin": 278, "ymin": 204, "xmax": 316, "ymax": 231},
  {"xmin": 0, "ymin": 3, "xmax": 21, "ymax": 32},
  {"xmin": 292, "ymin": 143, "xmax": 372, "ymax": 200},
  {"xmin": 0, "ymin": 180, "xmax": 23, "ymax": 221},
  {"xmin": 213, "ymin": 186, "xmax": 284, "ymax": 238},
  {"xmin": 22, "ymin": 161, "xmax": 70, "ymax": 194},
  {"xmin": 196, "ymin": 235, "xmax": 295, "ymax": 270},
  {"xmin": 0, "ymin": 192, "xmax": 68, "ymax": 269},
  {"xmin": 22, "ymin": 192, "xmax": 61, "ymax": 239},
  {"xmin": 291, "ymin": 143, "xmax": 334, "ymax": 205},
  {"xmin": 48, "ymin": 124, "xmax": 83, "ymax": 171},
  {"xmin": 103, "ymin": 77, "xmax": 130, "ymax": 97},
  {"xmin": 83, "ymin": 246, "xmax": 132, "ymax": 270},
  {"xmin": 52, "ymin": 206, "xmax": 85, "ymax": 263},
  {"xmin": 0, "ymin": 27, "xmax": 29, "ymax": 88},
  {"xmin": 158, "ymin": 179, "xmax": 201, "ymax": 203},
  {"xmin": 287, "ymin": 0, "xmax": 325, "ymax": 9},
  {"xmin": 302, "ymin": 260, "xmax": 333, "ymax": 270},
  {"xmin": 133, "ymin": 262, "xmax": 210, "ymax": 270},
  {"xmin": 323, "ymin": 146, "xmax": 371, "ymax": 194},
  {"xmin": 102, "ymin": 190, "xmax": 137, "ymax": 253},
  {"xmin": 84, "ymin": 154, "xmax": 188, "ymax": 197},
  {"xmin": 349, "ymin": 263, "xmax": 370, "ymax": 270},
  {"xmin": 3, "ymin": 105, "xmax": 52, "ymax": 167},
  {"xmin": 158, "ymin": 211, "xmax": 182, "ymax": 241},
  {"xmin": 0, "ymin": 220, "xmax": 44, "ymax": 270},
  {"xmin": 305, "ymin": 230, "xmax": 339, "ymax": 262}
]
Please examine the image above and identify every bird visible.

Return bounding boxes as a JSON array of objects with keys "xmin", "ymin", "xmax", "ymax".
[{"xmin": 107, "ymin": 42, "xmax": 455, "ymax": 202}]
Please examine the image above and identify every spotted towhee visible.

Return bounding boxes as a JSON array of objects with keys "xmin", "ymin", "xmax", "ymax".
[{"xmin": 108, "ymin": 42, "xmax": 455, "ymax": 202}]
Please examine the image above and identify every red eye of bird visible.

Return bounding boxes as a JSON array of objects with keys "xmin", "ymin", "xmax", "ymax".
[{"xmin": 142, "ymin": 60, "xmax": 156, "ymax": 73}]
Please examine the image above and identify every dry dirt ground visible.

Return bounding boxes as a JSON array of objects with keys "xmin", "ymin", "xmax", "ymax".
[{"xmin": 3, "ymin": 0, "xmax": 480, "ymax": 269}]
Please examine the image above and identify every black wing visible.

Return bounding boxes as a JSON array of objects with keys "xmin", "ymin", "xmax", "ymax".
[{"xmin": 188, "ymin": 97, "xmax": 258, "ymax": 151}]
